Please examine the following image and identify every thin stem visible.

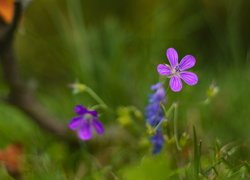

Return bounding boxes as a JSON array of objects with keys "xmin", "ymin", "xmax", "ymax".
[
  {"xmin": 161, "ymin": 102, "xmax": 181, "ymax": 150},
  {"xmin": 153, "ymin": 117, "xmax": 168, "ymax": 131},
  {"xmin": 90, "ymin": 104, "xmax": 107, "ymax": 110},
  {"xmin": 85, "ymin": 87, "xmax": 108, "ymax": 109},
  {"xmin": 203, "ymin": 159, "xmax": 222, "ymax": 175},
  {"xmin": 193, "ymin": 126, "xmax": 199, "ymax": 179},
  {"xmin": 166, "ymin": 103, "xmax": 175, "ymax": 117},
  {"xmin": 173, "ymin": 103, "xmax": 181, "ymax": 151},
  {"xmin": 152, "ymin": 103, "xmax": 171, "ymax": 131}
]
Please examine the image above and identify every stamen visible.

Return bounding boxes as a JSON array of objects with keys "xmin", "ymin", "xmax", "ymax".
[{"xmin": 175, "ymin": 66, "xmax": 180, "ymax": 72}]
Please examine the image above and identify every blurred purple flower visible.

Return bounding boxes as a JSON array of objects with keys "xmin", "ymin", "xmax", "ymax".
[
  {"xmin": 146, "ymin": 83, "xmax": 166, "ymax": 127},
  {"xmin": 145, "ymin": 83, "xmax": 166, "ymax": 154},
  {"xmin": 68, "ymin": 105, "xmax": 104, "ymax": 140},
  {"xmin": 151, "ymin": 132, "xmax": 164, "ymax": 154},
  {"xmin": 157, "ymin": 48, "xmax": 198, "ymax": 92}
]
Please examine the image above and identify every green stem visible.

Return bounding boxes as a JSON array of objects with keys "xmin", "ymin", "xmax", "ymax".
[
  {"xmin": 173, "ymin": 103, "xmax": 181, "ymax": 151},
  {"xmin": 161, "ymin": 102, "xmax": 181, "ymax": 151},
  {"xmin": 203, "ymin": 159, "xmax": 222, "ymax": 175},
  {"xmin": 153, "ymin": 117, "xmax": 168, "ymax": 131},
  {"xmin": 162, "ymin": 103, "xmax": 175, "ymax": 117},
  {"xmin": 193, "ymin": 126, "xmax": 201, "ymax": 179},
  {"xmin": 91, "ymin": 104, "xmax": 107, "ymax": 110},
  {"xmin": 85, "ymin": 87, "xmax": 108, "ymax": 109}
]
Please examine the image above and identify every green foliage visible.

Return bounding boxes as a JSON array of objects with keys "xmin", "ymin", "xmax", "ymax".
[
  {"xmin": 0, "ymin": 165, "xmax": 12, "ymax": 180},
  {"xmin": 120, "ymin": 154, "xmax": 172, "ymax": 180},
  {"xmin": 0, "ymin": 0, "xmax": 250, "ymax": 178}
]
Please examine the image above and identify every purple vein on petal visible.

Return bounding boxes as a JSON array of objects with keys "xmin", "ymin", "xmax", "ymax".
[
  {"xmin": 180, "ymin": 71, "xmax": 198, "ymax": 86},
  {"xmin": 170, "ymin": 76, "xmax": 182, "ymax": 92},
  {"xmin": 166, "ymin": 48, "xmax": 178, "ymax": 68},
  {"xmin": 157, "ymin": 64, "xmax": 172, "ymax": 75},
  {"xmin": 179, "ymin": 55, "xmax": 196, "ymax": 71}
]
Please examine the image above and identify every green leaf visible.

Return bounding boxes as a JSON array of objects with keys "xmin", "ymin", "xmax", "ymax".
[{"xmin": 120, "ymin": 154, "xmax": 172, "ymax": 180}]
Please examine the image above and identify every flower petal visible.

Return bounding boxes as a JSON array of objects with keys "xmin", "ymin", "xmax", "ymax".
[
  {"xmin": 166, "ymin": 48, "xmax": 178, "ymax": 68},
  {"xmin": 78, "ymin": 121, "xmax": 92, "ymax": 140},
  {"xmin": 92, "ymin": 119, "xmax": 105, "ymax": 135},
  {"xmin": 180, "ymin": 71, "xmax": 198, "ymax": 86},
  {"xmin": 68, "ymin": 116, "xmax": 82, "ymax": 130},
  {"xmin": 88, "ymin": 110, "xmax": 98, "ymax": 117},
  {"xmin": 151, "ymin": 88, "xmax": 166, "ymax": 102},
  {"xmin": 74, "ymin": 105, "xmax": 87, "ymax": 115},
  {"xmin": 157, "ymin": 64, "xmax": 172, "ymax": 76},
  {"xmin": 151, "ymin": 132, "xmax": 164, "ymax": 154},
  {"xmin": 151, "ymin": 83, "xmax": 162, "ymax": 90},
  {"xmin": 170, "ymin": 76, "xmax": 182, "ymax": 92},
  {"xmin": 179, "ymin": 55, "xmax": 196, "ymax": 71}
]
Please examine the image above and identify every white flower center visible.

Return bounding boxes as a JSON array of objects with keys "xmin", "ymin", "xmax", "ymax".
[{"xmin": 83, "ymin": 113, "xmax": 93, "ymax": 121}]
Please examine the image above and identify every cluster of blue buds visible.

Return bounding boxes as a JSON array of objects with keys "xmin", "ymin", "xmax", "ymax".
[{"xmin": 145, "ymin": 83, "xmax": 166, "ymax": 154}]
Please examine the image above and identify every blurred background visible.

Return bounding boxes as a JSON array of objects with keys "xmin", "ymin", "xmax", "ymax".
[{"xmin": 0, "ymin": 0, "xmax": 250, "ymax": 178}]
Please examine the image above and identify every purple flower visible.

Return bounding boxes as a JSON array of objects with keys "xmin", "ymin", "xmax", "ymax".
[
  {"xmin": 145, "ymin": 83, "xmax": 166, "ymax": 154},
  {"xmin": 151, "ymin": 132, "xmax": 164, "ymax": 154},
  {"xmin": 145, "ymin": 83, "xmax": 166, "ymax": 127},
  {"xmin": 157, "ymin": 48, "xmax": 198, "ymax": 92},
  {"xmin": 68, "ymin": 105, "xmax": 104, "ymax": 140}
]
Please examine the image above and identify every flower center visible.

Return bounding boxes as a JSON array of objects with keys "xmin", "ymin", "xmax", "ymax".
[
  {"xmin": 171, "ymin": 65, "xmax": 181, "ymax": 75},
  {"xmin": 175, "ymin": 66, "xmax": 180, "ymax": 72},
  {"xmin": 83, "ymin": 113, "xmax": 93, "ymax": 121}
]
